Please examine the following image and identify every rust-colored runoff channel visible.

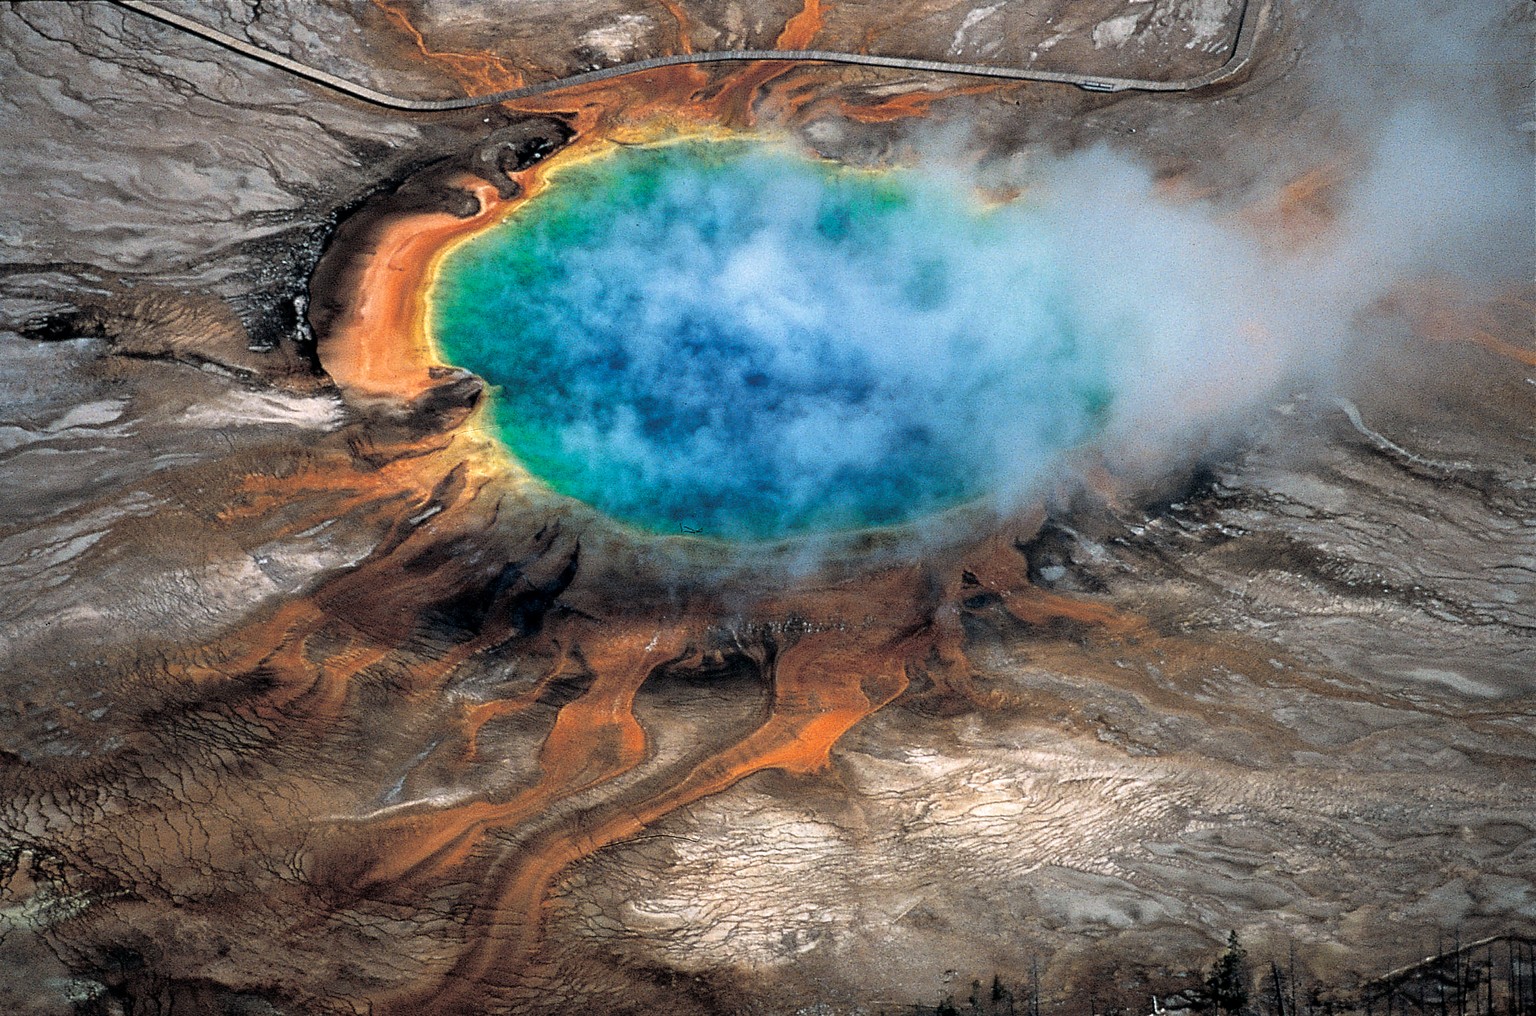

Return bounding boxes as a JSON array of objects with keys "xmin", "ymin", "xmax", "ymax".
[
  {"xmin": 109, "ymin": 5, "xmax": 1483, "ymax": 1011},
  {"xmin": 111, "ymin": 0, "xmax": 1262, "ymax": 109}
]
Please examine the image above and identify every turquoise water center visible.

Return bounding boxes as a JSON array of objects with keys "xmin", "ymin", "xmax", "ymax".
[{"xmin": 431, "ymin": 139, "xmax": 1113, "ymax": 541}]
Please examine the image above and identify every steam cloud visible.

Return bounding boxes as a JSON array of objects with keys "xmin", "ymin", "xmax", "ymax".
[
  {"xmin": 1003, "ymin": 0, "xmax": 1533, "ymax": 475},
  {"xmin": 437, "ymin": 142, "xmax": 1118, "ymax": 540},
  {"xmin": 435, "ymin": 0, "xmax": 1531, "ymax": 543}
]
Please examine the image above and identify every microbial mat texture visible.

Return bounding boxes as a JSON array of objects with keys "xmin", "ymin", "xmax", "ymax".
[{"xmin": 431, "ymin": 140, "xmax": 1115, "ymax": 540}]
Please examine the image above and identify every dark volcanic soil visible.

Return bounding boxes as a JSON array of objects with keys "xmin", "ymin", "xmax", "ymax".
[{"xmin": 1, "ymin": 2, "xmax": 1532, "ymax": 1015}]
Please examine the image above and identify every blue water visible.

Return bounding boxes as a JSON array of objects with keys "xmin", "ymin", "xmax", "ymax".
[{"xmin": 431, "ymin": 139, "xmax": 1112, "ymax": 541}]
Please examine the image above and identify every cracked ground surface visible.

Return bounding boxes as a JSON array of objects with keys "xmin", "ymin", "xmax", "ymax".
[{"xmin": 1, "ymin": 2, "xmax": 1532, "ymax": 1014}]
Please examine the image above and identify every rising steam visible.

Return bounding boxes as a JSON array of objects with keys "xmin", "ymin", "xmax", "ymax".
[
  {"xmin": 434, "ymin": 140, "xmax": 1118, "ymax": 540},
  {"xmin": 1014, "ymin": 0, "xmax": 1533, "ymax": 473},
  {"xmin": 432, "ymin": 0, "xmax": 1530, "ymax": 542}
]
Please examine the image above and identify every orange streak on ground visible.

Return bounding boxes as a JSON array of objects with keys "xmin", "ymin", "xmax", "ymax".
[
  {"xmin": 176, "ymin": 597, "xmax": 384, "ymax": 724},
  {"xmin": 459, "ymin": 643, "xmax": 572, "ymax": 758},
  {"xmin": 213, "ymin": 447, "xmax": 444, "ymax": 532},
  {"xmin": 1007, "ymin": 586, "xmax": 1142, "ymax": 633},
  {"xmin": 175, "ymin": 451, "xmax": 484, "ymax": 718},
  {"xmin": 1241, "ymin": 160, "xmax": 1348, "ymax": 250},
  {"xmin": 251, "ymin": 635, "xmax": 394, "ymax": 719},
  {"xmin": 962, "ymin": 537, "xmax": 1146, "ymax": 636},
  {"xmin": 336, "ymin": 0, "xmax": 980, "ymax": 406},
  {"xmin": 706, "ymin": 0, "xmax": 830, "ymax": 124},
  {"xmin": 777, "ymin": 0, "xmax": 828, "ymax": 49},
  {"xmin": 1376, "ymin": 279, "xmax": 1536, "ymax": 365},
  {"xmin": 375, "ymin": 0, "xmax": 717, "ymax": 135},
  {"xmin": 196, "ymin": 603, "xmax": 323, "ymax": 686},
  {"xmin": 500, "ymin": 72, "xmax": 703, "ymax": 148},
  {"xmin": 305, "ymin": 10, "xmax": 1171, "ymax": 1002},
  {"xmin": 346, "ymin": 624, "xmax": 691, "ymax": 887},
  {"xmin": 418, "ymin": 627, "xmax": 914, "ymax": 1011},
  {"xmin": 1153, "ymin": 172, "xmax": 1218, "ymax": 204},
  {"xmin": 236, "ymin": 498, "xmax": 1145, "ymax": 1015},
  {"xmin": 1396, "ymin": 281, "xmax": 1536, "ymax": 367},
  {"xmin": 372, "ymin": 0, "xmax": 525, "ymax": 94},
  {"xmin": 319, "ymin": 179, "xmax": 508, "ymax": 399},
  {"xmin": 835, "ymin": 81, "xmax": 1001, "ymax": 123},
  {"xmin": 1433, "ymin": 325, "xmax": 1536, "ymax": 366},
  {"xmin": 1276, "ymin": 162, "xmax": 1343, "ymax": 211},
  {"xmin": 652, "ymin": 0, "xmax": 695, "ymax": 54}
]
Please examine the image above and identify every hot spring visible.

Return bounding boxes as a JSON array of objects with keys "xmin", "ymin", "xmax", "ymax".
[{"xmin": 430, "ymin": 138, "xmax": 1115, "ymax": 542}]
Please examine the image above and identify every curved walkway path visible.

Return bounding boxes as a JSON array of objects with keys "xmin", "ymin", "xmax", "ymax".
[{"xmin": 111, "ymin": 0, "xmax": 1261, "ymax": 111}]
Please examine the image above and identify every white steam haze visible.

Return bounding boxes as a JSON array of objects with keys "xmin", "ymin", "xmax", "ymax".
[
  {"xmin": 994, "ymin": 0, "xmax": 1534, "ymax": 482},
  {"xmin": 438, "ymin": 0, "xmax": 1531, "ymax": 544},
  {"xmin": 442, "ymin": 150, "xmax": 1115, "ymax": 540}
]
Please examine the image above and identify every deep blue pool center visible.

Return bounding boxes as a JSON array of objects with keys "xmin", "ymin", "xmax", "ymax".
[{"xmin": 430, "ymin": 138, "xmax": 1113, "ymax": 542}]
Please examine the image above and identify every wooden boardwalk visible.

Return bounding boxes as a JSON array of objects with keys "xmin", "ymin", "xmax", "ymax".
[{"xmin": 112, "ymin": 0, "xmax": 1262, "ymax": 112}]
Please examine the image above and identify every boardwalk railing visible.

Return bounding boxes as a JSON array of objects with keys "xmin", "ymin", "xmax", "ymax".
[{"xmin": 111, "ymin": 0, "xmax": 1262, "ymax": 111}]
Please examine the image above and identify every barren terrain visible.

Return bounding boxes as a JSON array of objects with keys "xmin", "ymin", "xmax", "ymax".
[{"xmin": 1, "ymin": 2, "xmax": 1532, "ymax": 1014}]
